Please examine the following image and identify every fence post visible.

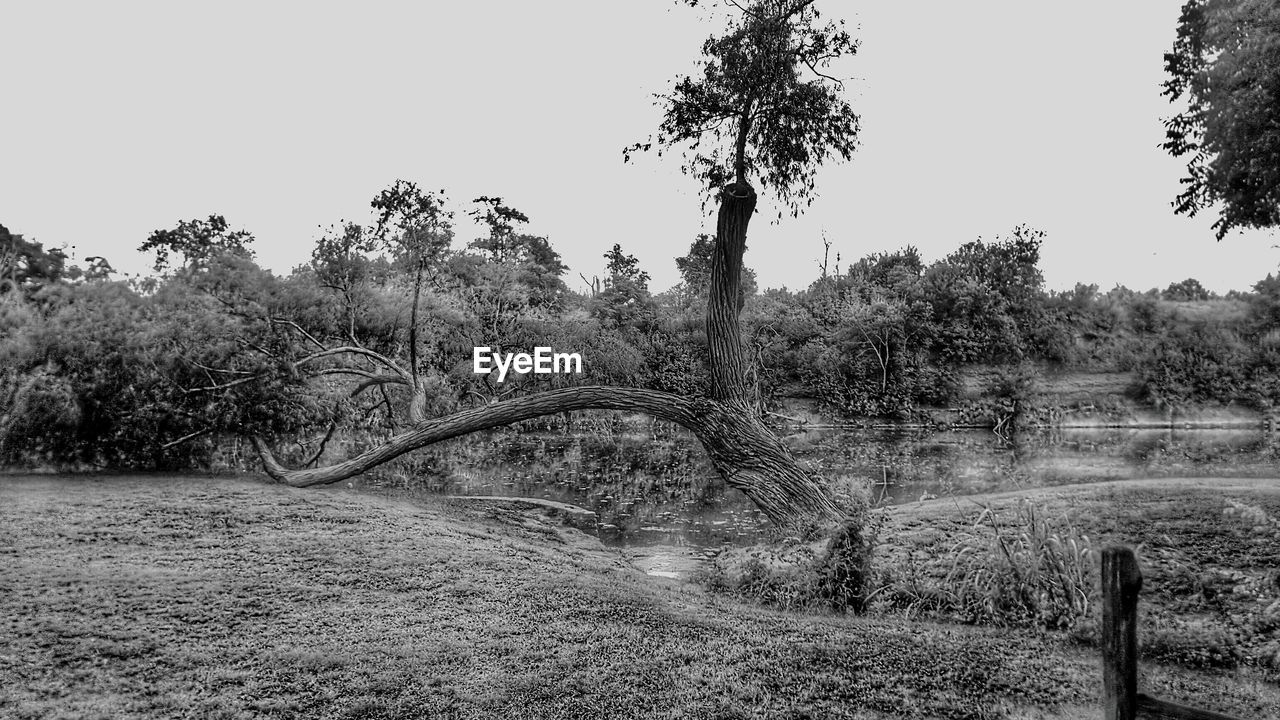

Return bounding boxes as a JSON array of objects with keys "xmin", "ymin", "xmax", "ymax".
[{"xmin": 1102, "ymin": 545, "xmax": 1143, "ymax": 720}]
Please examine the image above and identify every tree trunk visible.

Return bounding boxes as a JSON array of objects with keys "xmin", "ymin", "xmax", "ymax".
[
  {"xmin": 707, "ymin": 183, "xmax": 754, "ymax": 404},
  {"xmin": 255, "ymin": 386, "xmax": 841, "ymax": 531}
]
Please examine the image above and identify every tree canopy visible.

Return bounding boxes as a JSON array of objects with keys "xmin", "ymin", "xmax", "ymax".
[
  {"xmin": 626, "ymin": 0, "xmax": 860, "ymax": 215},
  {"xmin": 1163, "ymin": 0, "xmax": 1280, "ymax": 238},
  {"xmin": 138, "ymin": 215, "xmax": 256, "ymax": 272}
]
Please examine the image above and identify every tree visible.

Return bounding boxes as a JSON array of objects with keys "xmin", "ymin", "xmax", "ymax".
[
  {"xmin": 138, "ymin": 215, "xmax": 255, "ymax": 272},
  {"xmin": 593, "ymin": 244, "xmax": 657, "ymax": 331},
  {"xmin": 452, "ymin": 197, "xmax": 570, "ymax": 374},
  {"xmin": 371, "ymin": 180, "xmax": 454, "ymax": 421},
  {"xmin": 252, "ymin": 1, "xmax": 865, "ymax": 590},
  {"xmin": 1162, "ymin": 0, "xmax": 1280, "ymax": 238},
  {"xmin": 675, "ymin": 233, "xmax": 758, "ymax": 311},
  {"xmin": 1251, "ymin": 272, "xmax": 1280, "ymax": 329},
  {"xmin": 1162, "ymin": 277, "xmax": 1213, "ymax": 301},
  {"xmin": 923, "ymin": 226, "xmax": 1047, "ymax": 364}
]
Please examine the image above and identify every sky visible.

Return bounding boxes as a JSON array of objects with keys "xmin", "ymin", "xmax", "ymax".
[{"xmin": 3, "ymin": 1, "xmax": 1278, "ymax": 295}]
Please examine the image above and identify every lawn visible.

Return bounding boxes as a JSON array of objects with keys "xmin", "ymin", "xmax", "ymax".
[{"xmin": 2, "ymin": 474, "xmax": 1277, "ymax": 719}]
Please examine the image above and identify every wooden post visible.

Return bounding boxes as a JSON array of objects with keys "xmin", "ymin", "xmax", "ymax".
[{"xmin": 1102, "ymin": 545, "xmax": 1143, "ymax": 720}]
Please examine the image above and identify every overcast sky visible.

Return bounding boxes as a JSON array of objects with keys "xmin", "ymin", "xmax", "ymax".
[{"xmin": 3, "ymin": 2, "xmax": 1278, "ymax": 294}]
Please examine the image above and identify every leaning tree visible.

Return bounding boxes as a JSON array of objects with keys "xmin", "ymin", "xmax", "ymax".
[{"xmin": 254, "ymin": 0, "xmax": 863, "ymax": 540}]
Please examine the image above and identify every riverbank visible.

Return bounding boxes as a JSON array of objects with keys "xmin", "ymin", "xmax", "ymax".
[
  {"xmin": 773, "ymin": 368, "xmax": 1279, "ymax": 430},
  {"xmin": 3, "ymin": 474, "xmax": 1278, "ymax": 719}
]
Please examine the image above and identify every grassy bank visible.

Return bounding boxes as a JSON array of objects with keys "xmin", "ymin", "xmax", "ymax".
[
  {"xmin": 875, "ymin": 478, "xmax": 1280, "ymax": 699},
  {"xmin": 2, "ymin": 475, "xmax": 1277, "ymax": 719}
]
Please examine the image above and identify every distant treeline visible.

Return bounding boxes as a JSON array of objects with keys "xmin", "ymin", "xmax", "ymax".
[{"xmin": 2, "ymin": 213, "xmax": 1278, "ymax": 470}]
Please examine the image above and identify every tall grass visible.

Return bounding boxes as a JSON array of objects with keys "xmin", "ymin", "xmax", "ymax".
[{"xmin": 883, "ymin": 500, "xmax": 1096, "ymax": 630}]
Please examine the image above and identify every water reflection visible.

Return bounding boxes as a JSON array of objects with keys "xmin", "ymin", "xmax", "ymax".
[{"xmin": 353, "ymin": 424, "xmax": 1278, "ymax": 550}]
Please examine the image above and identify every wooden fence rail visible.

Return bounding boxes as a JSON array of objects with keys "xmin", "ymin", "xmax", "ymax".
[{"xmin": 1101, "ymin": 545, "xmax": 1250, "ymax": 720}]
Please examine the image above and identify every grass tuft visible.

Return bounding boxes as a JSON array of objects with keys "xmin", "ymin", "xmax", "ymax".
[{"xmin": 878, "ymin": 500, "xmax": 1096, "ymax": 630}]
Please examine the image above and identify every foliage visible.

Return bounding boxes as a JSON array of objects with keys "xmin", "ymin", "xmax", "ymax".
[
  {"xmin": 1163, "ymin": 0, "xmax": 1280, "ymax": 237},
  {"xmin": 138, "ymin": 215, "xmax": 255, "ymax": 272},
  {"xmin": 592, "ymin": 243, "xmax": 656, "ymax": 332},
  {"xmin": 673, "ymin": 233, "xmax": 758, "ymax": 313},
  {"xmin": 0, "ymin": 280, "xmax": 230, "ymax": 468},
  {"xmin": 625, "ymin": 0, "xmax": 860, "ymax": 214},
  {"xmin": 5, "ymin": 182, "xmax": 1280, "ymax": 469},
  {"xmin": 922, "ymin": 225, "xmax": 1046, "ymax": 365},
  {"xmin": 1135, "ymin": 320, "xmax": 1277, "ymax": 410},
  {"xmin": 1163, "ymin": 277, "xmax": 1214, "ymax": 301},
  {"xmin": 1, "ymin": 225, "xmax": 72, "ymax": 297}
]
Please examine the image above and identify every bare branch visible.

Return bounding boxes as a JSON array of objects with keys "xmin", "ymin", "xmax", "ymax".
[
  {"xmin": 160, "ymin": 427, "xmax": 213, "ymax": 450},
  {"xmin": 179, "ymin": 345, "xmax": 409, "ymax": 395},
  {"xmin": 462, "ymin": 389, "xmax": 492, "ymax": 406},
  {"xmin": 182, "ymin": 358, "xmax": 256, "ymax": 376},
  {"xmin": 301, "ymin": 420, "xmax": 338, "ymax": 467},
  {"xmin": 313, "ymin": 367, "xmax": 383, "ymax": 382},
  {"xmin": 270, "ymin": 317, "xmax": 325, "ymax": 350},
  {"xmin": 801, "ymin": 54, "xmax": 843, "ymax": 88},
  {"xmin": 296, "ymin": 346, "xmax": 411, "ymax": 381},
  {"xmin": 235, "ymin": 336, "xmax": 278, "ymax": 359},
  {"xmin": 181, "ymin": 375, "xmax": 261, "ymax": 394},
  {"xmin": 725, "ymin": 0, "xmax": 764, "ymax": 20}
]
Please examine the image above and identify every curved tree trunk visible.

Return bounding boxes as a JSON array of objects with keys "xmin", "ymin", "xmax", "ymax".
[{"xmin": 255, "ymin": 385, "xmax": 842, "ymax": 530}]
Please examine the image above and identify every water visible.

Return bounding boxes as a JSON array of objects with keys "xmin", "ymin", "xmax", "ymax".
[{"xmin": 353, "ymin": 423, "xmax": 1279, "ymax": 552}]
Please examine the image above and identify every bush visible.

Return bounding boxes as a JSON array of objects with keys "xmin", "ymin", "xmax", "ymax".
[{"xmin": 698, "ymin": 482, "xmax": 876, "ymax": 613}]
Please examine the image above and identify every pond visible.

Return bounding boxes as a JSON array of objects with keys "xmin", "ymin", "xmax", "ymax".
[{"xmin": 352, "ymin": 422, "xmax": 1280, "ymax": 557}]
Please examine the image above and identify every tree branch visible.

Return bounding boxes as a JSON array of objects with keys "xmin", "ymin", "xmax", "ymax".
[
  {"xmin": 800, "ymin": 54, "xmax": 843, "ymax": 88},
  {"xmin": 270, "ymin": 317, "xmax": 326, "ymax": 350},
  {"xmin": 182, "ymin": 358, "xmax": 256, "ymax": 376},
  {"xmin": 344, "ymin": 373, "xmax": 411, "ymax": 397},
  {"xmin": 182, "ymin": 375, "xmax": 261, "ymax": 394},
  {"xmin": 160, "ymin": 427, "xmax": 213, "ymax": 450},
  {"xmin": 300, "ymin": 420, "xmax": 338, "ymax": 468},
  {"xmin": 776, "ymin": 0, "xmax": 816, "ymax": 22},
  {"xmin": 297, "ymin": 346, "xmax": 411, "ymax": 381}
]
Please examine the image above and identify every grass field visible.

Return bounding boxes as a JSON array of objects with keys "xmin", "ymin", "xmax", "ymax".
[{"xmin": 2, "ymin": 474, "xmax": 1277, "ymax": 719}]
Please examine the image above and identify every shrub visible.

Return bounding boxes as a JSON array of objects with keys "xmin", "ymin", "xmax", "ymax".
[{"xmin": 698, "ymin": 480, "xmax": 877, "ymax": 613}]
